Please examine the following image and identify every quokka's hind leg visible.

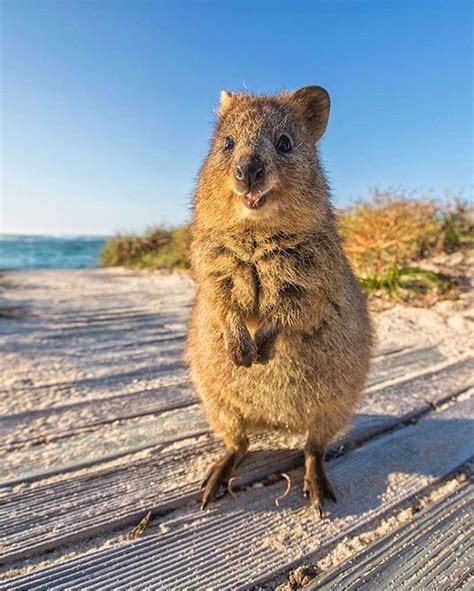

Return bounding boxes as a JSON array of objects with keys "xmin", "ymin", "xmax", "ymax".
[
  {"xmin": 303, "ymin": 442, "xmax": 337, "ymax": 518},
  {"xmin": 200, "ymin": 434, "xmax": 249, "ymax": 509}
]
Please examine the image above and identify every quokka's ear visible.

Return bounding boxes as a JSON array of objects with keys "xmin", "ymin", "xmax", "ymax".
[
  {"xmin": 285, "ymin": 86, "xmax": 330, "ymax": 143},
  {"xmin": 218, "ymin": 90, "xmax": 235, "ymax": 117}
]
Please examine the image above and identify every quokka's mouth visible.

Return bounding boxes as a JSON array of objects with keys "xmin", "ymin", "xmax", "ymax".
[{"xmin": 243, "ymin": 189, "xmax": 270, "ymax": 210}]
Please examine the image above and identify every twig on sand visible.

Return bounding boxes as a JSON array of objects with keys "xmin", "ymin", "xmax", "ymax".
[
  {"xmin": 128, "ymin": 511, "xmax": 152, "ymax": 539},
  {"xmin": 275, "ymin": 473, "xmax": 292, "ymax": 507},
  {"xmin": 227, "ymin": 477, "xmax": 238, "ymax": 498}
]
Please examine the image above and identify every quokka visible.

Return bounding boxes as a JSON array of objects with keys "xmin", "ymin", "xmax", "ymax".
[{"xmin": 187, "ymin": 86, "xmax": 373, "ymax": 515}]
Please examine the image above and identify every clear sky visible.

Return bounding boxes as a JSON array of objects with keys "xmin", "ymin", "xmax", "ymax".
[{"xmin": 1, "ymin": 0, "xmax": 472, "ymax": 236}]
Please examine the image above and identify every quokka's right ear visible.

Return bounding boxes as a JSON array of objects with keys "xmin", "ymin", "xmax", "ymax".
[
  {"xmin": 285, "ymin": 86, "xmax": 331, "ymax": 143},
  {"xmin": 218, "ymin": 90, "xmax": 235, "ymax": 117}
]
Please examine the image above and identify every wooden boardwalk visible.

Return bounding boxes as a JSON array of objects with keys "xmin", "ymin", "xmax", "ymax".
[
  {"xmin": 0, "ymin": 269, "xmax": 472, "ymax": 589},
  {"xmin": 309, "ymin": 485, "xmax": 473, "ymax": 590}
]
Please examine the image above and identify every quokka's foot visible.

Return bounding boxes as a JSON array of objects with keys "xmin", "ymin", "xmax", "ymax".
[
  {"xmin": 200, "ymin": 452, "xmax": 239, "ymax": 510},
  {"xmin": 303, "ymin": 446, "xmax": 337, "ymax": 518},
  {"xmin": 303, "ymin": 472, "xmax": 337, "ymax": 518},
  {"xmin": 320, "ymin": 473, "xmax": 337, "ymax": 503},
  {"xmin": 303, "ymin": 474, "xmax": 324, "ymax": 518}
]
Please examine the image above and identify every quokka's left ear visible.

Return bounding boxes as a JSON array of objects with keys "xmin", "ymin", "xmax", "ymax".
[
  {"xmin": 218, "ymin": 90, "xmax": 235, "ymax": 118},
  {"xmin": 284, "ymin": 86, "xmax": 330, "ymax": 143}
]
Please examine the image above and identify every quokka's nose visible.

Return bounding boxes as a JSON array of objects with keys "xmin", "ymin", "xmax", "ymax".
[{"xmin": 234, "ymin": 156, "xmax": 265, "ymax": 187}]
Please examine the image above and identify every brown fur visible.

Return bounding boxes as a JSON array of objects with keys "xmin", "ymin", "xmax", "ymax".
[{"xmin": 187, "ymin": 86, "xmax": 373, "ymax": 511}]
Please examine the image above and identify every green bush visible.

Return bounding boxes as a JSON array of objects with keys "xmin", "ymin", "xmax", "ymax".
[
  {"xmin": 440, "ymin": 196, "xmax": 474, "ymax": 252},
  {"xmin": 359, "ymin": 266, "xmax": 451, "ymax": 303}
]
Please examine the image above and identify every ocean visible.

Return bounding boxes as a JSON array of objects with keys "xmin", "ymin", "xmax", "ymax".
[{"xmin": 0, "ymin": 235, "xmax": 108, "ymax": 271}]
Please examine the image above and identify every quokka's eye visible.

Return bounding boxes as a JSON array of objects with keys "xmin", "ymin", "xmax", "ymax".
[
  {"xmin": 223, "ymin": 136, "xmax": 235, "ymax": 152},
  {"xmin": 275, "ymin": 134, "xmax": 292, "ymax": 154}
]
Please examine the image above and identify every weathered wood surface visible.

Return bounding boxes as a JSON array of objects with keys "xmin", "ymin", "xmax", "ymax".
[
  {"xmin": 0, "ymin": 349, "xmax": 459, "ymax": 486},
  {"xmin": 310, "ymin": 484, "xmax": 473, "ymax": 591},
  {"xmin": 0, "ymin": 345, "xmax": 444, "ymax": 447},
  {"xmin": 0, "ymin": 269, "xmax": 472, "ymax": 589},
  {"xmin": 5, "ymin": 397, "xmax": 473, "ymax": 590},
  {"xmin": 1, "ymin": 359, "xmax": 472, "ymax": 563}
]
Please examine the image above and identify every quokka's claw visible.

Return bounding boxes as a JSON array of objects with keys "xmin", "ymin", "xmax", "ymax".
[{"xmin": 199, "ymin": 452, "xmax": 238, "ymax": 509}]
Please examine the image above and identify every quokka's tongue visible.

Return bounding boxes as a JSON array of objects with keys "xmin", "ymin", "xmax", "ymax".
[{"xmin": 245, "ymin": 192, "xmax": 263, "ymax": 208}]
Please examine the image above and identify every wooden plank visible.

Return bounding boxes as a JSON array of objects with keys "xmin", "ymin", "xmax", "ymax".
[
  {"xmin": 0, "ymin": 381, "xmax": 194, "ymax": 445},
  {"xmin": 1, "ymin": 357, "xmax": 185, "ymax": 397},
  {"xmin": 0, "ymin": 376, "xmax": 189, "ymax": 424},
  {"xmin": 35, "ymin": 307, "xmax": 157, "ymax": 320},
  {"xmin": 1, "ymin": 344, "xmax": 185, "ymax": 396},
  {"xmin": 4, "ymin": 395, "xmax": 473, "ymax": 589},
  {"xmin": 27, "ymin": 332, "xmax": 186, "ymax": 355},
  {"xmin": 0, "ymin": 361, "xmax": 187, "ymax": 417},
  {"xmin": 368, "ymin": 345, "xmax": 444, "ymax": 386},
  {"xmin": 30, "ymin": 318, "xmax": 186, "ymax": 341},
  {"xmin": 1, "ymin": 327, "xmax": 187, "ymax": 366},
  {"xmin": 35, "ymin": 311, "xmax": 174, "ymax": 328},
  {"xmin": 0, "ymin": 319, "xmax": 185, "ymax": 350},
  {"xmin": 0, "ymin": 312, "xmax": 183, "ymax": 338},
  {"xmin": 0, "ymin": 359, "xmax": 471, "ymax": 565},
  {"xmin": 0, "ymin": 345, "xmax": 446, "ymax": 445},
  {"xmin": 3, "ymin": 355, "xmax": 468, "ymax": 487},
  {"xmin": 310, "ymin": 484, "xmax": 473, "ymax": 591},
  {"xmin": 1, "ymin": 357, "xmax": 470, "ymax": 486},
  {"xmin": 1, "ymin": 303, "xmax": 188, "ymax": 325},
  {"xmin": 0, "ymin": 404, "xmax": 209, "ymax": 486}
]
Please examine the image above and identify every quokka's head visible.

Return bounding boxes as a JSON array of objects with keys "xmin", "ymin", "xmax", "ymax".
[{"xmin": 197, "ymin": 86, "xmax": 331, "ymax": 229}]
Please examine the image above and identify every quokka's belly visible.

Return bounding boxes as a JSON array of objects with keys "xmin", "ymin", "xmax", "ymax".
[{"xmin": 189, "ymin": 321, "xmax": 369, "ymax": 434}]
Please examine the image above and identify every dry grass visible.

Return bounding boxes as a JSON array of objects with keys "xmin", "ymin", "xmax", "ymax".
[
  {"xmin": 339, "ymin": 193, "xmax": 442, "ymax": 277},
  {"xmin": 339, "ymin": 191, "xmax": 472, "ymax": 305},
  {"xmin": 340, "ymin": 192, "xmax": 472, "ymax": 275},
  {"xmin": 101, "ymin": 191, "xmax": 473, "ymax": 305}
]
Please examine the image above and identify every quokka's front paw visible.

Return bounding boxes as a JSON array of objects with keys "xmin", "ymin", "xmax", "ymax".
[
  {"xmin": 255, "ymin": 340, "xmax": 276, "ymax": 364},
  {"xmin": 254, "ymin": 325, "xmax": 279, "ymax": 364},
  {"xmin": 228, "ymin": 333, "xmax": 257, "ymax": 367},
  {"xmin": 225, "ymin": 326, "xmax": 257, "ymax": 367}
]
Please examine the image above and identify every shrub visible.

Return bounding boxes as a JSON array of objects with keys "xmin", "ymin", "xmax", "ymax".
[
  {"xmin": 339, "ymin": 192, "xmax": 443, "ymax": 278},
  {"xmin": 359, "ymin": 266, "xmax": 452, "ymax": 305},
  {"xmin": 439, "ymin": 195, "xmax": 474, "ymax": 252},
  {"xmin": 339, "ymin": 190, "xmax": 471, "ymax": 304},
  {"xmin": 130, "ymin": 226, "xmax": 191, "ymax": 270},
  {"xmin": 101, "ymin": 226, "xmax": 190, "ymax": 270}
]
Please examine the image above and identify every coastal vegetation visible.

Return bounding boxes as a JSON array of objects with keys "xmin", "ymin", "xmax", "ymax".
[
  {"xmin": 101, "ymin": 191, "xmax": 473, "ymax": 305},
  {"xmin": 101, "ymin": 226, "xmax": 190, "ymax": 270}
]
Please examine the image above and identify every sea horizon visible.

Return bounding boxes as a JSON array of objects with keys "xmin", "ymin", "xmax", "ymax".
[
  {"xmin": 0, "ymin": 234, "xmax": 110, "ymax": 271},
  {"xmin": 0, "ymin": 232, "xmax": 112, "ymax": 239}
]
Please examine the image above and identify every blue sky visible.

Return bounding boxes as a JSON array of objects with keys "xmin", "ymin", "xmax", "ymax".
[{"xmin": 1, "ymin": 0, "xmax": 472, "ymax": 235}]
